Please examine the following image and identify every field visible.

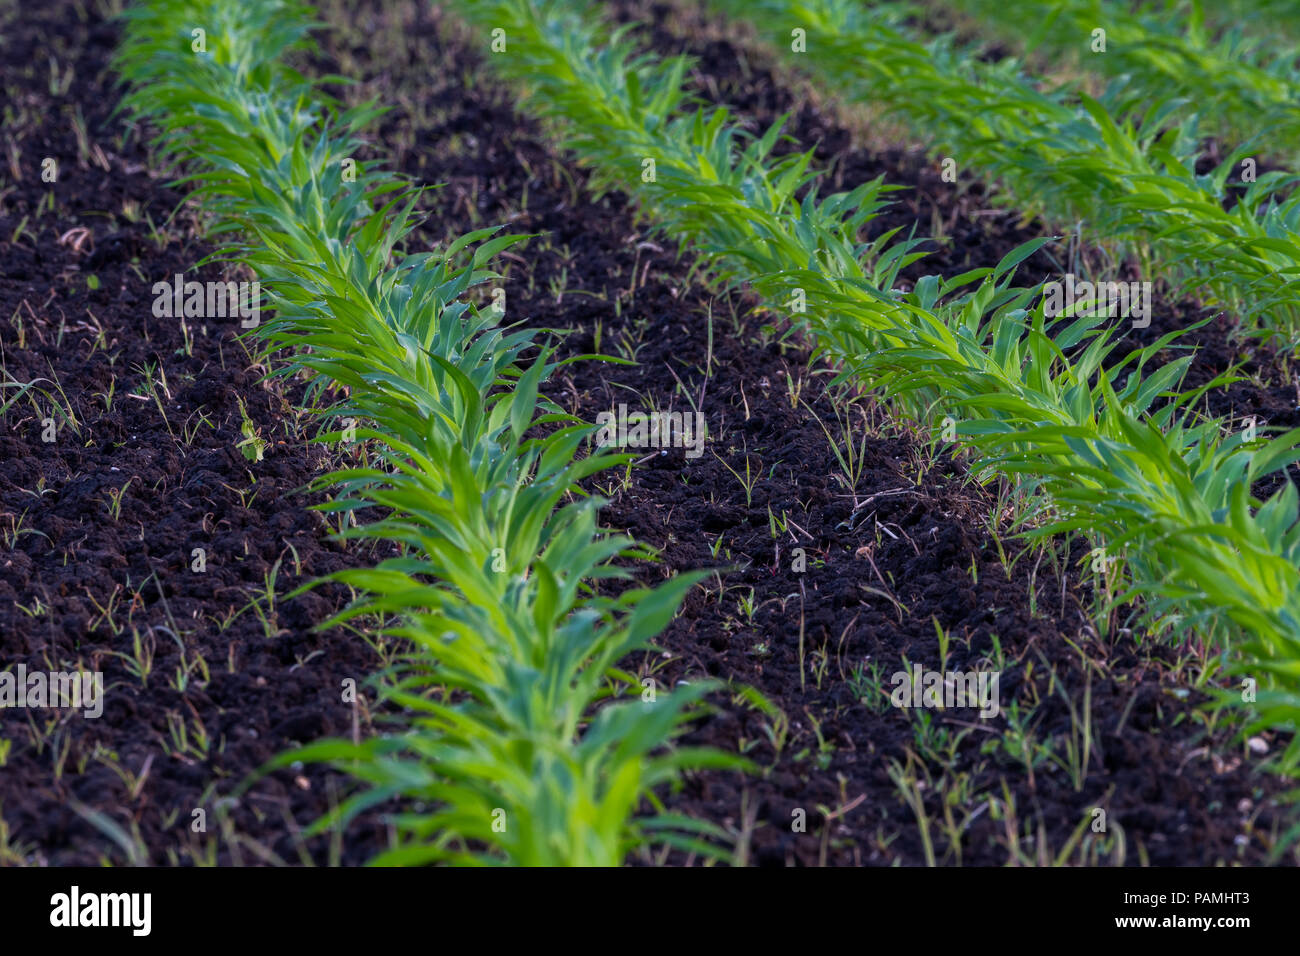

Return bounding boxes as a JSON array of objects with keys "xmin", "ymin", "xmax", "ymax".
[{"xmin": 1, "ymin": 0, "xmax": 1299, "ymax": 876}]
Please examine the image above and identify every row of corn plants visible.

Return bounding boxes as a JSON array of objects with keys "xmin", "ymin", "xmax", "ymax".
[
  {"xmin": 701, "ymin": 0, "xmax": 1300, "ymax": 346},
  {"xmin": 114, "ymin": 0, "xmax": 737, "ymax": 865},
  {"xmin": 460, "ymin": 0, "xmax": 1300, "ymax": 778},
  {"xmin": 938, "ymin": 0, "xmax": 1300, "ymax": 162}
]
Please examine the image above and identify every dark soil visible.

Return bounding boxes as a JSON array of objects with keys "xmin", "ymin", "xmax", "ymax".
[{"xmin": 0, "ymin": 1, "xmax": 390, "ymax": 864}]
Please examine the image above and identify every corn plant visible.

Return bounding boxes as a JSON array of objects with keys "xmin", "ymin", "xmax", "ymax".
[
  {"xmin": 115, "ymin": 0, "xmax": 739, "ymax": 865},
  {"xmin": 462, "ymin": 0, "xmax": 1300, "ymax": 769}
]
